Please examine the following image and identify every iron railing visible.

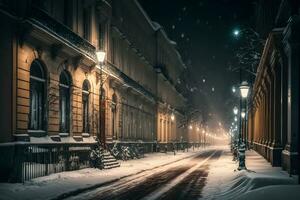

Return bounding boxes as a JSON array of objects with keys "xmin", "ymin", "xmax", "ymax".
[{"xmin": 13, "ymin": 143, "xmax": 95, "ymax": 182}]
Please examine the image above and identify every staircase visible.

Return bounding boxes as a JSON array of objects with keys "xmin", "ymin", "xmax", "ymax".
[{"xmin": 102, "ymin": 150, "xmax": 120, "ymax": 169}]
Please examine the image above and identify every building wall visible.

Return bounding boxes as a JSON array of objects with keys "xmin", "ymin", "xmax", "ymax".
[
  {"xmin": 247, "ymin": 18, "xmax": 300, "ymax": 174},
  {"xmin": 0, "ymin": 0, "xmax": 188, "ymax": 145}
]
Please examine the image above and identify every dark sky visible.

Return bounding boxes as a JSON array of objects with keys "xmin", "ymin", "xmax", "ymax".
[{"xmin": 139, "ymin": 0, "xmax": 256, "ymax": 126}]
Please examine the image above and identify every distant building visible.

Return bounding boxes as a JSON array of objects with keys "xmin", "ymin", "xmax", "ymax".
[
  {"xmin": 247, "ymin": 0, "xmax": 300, "ymax": 174},
  {"xmin": 0, "ymin": 0, "xmax": 190, "ymax": 182}
]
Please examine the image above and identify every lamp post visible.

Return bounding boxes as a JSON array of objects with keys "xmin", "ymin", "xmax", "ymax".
[
  {"xmin": 96, "ymin": 50, "xmax": 106, "ymax": 145},
  {"xmin": 238, "ymin": 81, "xmax": 249, "ymax": 170}
]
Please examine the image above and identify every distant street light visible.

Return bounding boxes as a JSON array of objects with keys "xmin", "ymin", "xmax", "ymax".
[
  {"xmin": 232, "ymin": 86, "xmax": 236, "ymax": 93},
  {"xmin": 234, "ymin": 116, "xmax": 238, "ymax": 122},
  {"xmin": 241, "ymin": 110, "xmax": 246, "ymax": 119},
  {"xmin": 171, "ymin": 113, "xmax": 175, "ymax": 121},
  {"xmin": 239, "ymin": 81, "xmax": 250, "ymax": 98},
  {"xmin": 196, "ymin": 127, "xmax": 200, "ymax": 132},
  {"xmin": 233, "ymin": 106, "xmax": 238, "ymax": 115},
  {"xmin": 233, "ymin": 29, "xmax": 240, "ymax": 37},
  {"xmin": 189, "ymin": 125, "xmax": 193, "ymax": 130}
]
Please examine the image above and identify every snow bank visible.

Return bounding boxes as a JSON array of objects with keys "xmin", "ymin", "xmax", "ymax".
[
  {"xmin": 238, "ymin": 185, "xmax": 300, "ymax": 200},
  {"xmin": 202, "ymin": 148, "xmax": 298, "ymax": 200}
]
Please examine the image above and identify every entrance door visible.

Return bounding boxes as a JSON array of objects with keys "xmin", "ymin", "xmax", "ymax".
[{"xmin": 100, "ymin": 88, "xmax": 106, "ymax": 145}]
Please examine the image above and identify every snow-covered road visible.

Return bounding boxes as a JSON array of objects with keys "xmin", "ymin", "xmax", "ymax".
[
  {"xmin": 66, "ymin": 149, "xmax": 223, "ymax": 200},
  {"xmin": 1, "ymin": 146, "xmax": 297, "ymax": 200}
]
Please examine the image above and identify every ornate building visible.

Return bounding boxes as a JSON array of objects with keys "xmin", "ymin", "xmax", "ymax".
[
  {"xmin": 247, "ymin": 0, "xmax": 300, "ymax": 174},
  {"xmin": 0, "ymin": 0, "xmax": 189, "ymax": 181}
]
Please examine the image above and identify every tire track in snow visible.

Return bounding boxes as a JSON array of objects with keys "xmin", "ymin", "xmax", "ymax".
[{"xmin": 158, "ymin": 150, "xmax": 223, "ymax": 200}]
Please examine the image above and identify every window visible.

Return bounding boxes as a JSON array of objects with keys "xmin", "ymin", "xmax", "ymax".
[
  {"xmin": 59, "ymin": 70, "xmax": 71, "ymax": 133},
  {"xmin": 98, "ymin": 23, "xmax": 105, "ymax": 50},
  {"xmin": 82, "ymin": 80, "xmax": 90, "ymax": 133},
  {"xmin": 29, "ymin": 60, "xmax": 46, "ymax": 130},
  {"xmin": 83, "ymin": 6, "xmax": 90, "ymax": 40}
]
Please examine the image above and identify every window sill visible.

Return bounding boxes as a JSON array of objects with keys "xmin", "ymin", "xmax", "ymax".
[
  {"xmin": 27, "ymin": 130, "xmax": 46, "ymax": 137},
  {"xmin": 59, "ymin": 133, "xmax": 69, "ymax": 137}
]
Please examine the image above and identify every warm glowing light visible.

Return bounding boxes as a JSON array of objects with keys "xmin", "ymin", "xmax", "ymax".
[
  {"xmin": 196, "ymin": 127, "xmax": 200, "ymax": 132},
  {"xmin": 96, "ymin": 50, "xmax": 106, "ymax": 63},
  {"xmin": 241, "ymin": 110, "xmax": 246, "ymax": 119},
  {"xmin": 240, "ymin": 81, "xmax": 250, "ymax": 98},
  {"xmin": 189, "ymin": 125, "xmax": 193, "ymax": 130},
  {"xmin": 202, "ymin": 130, "xmax": 205, "ymax": 134},
  {"xmin": 171, "ymin": 113, "xmax": 175, "ymax": 121}
]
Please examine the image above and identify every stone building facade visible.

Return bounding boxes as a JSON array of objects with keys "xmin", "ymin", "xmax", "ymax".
[
  {"xmin": 247, "ymin": 0, "xmax": 300, "ymax": 174},
  {"xmin": 0, "ymin": 0, "xmax": 189, "ymax": 181}
]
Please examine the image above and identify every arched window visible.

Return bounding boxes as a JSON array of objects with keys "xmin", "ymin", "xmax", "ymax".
[
  {"xmin": 82, "ymin": 80, "xmax": 90, "ymax": 133},
  {"xmin": 59, "ymin": 70, "xmax": 71, "ymax": 133},
  {"xmin": 29, "ymin": 60, "xmax": 46, "ymax": 130}
]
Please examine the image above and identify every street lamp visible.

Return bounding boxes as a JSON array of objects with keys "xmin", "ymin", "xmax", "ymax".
[
  {"xmin": 189, "ymin": 125, "xmax": 193, "ymax": 130},
  {"xmin": 96, "ymin": 50, "xmax": 106, "ymax": 143},
  {"xmin": 237, "ymin": 81, "xmax": 249, "ymax": 171},
  {"xmin": 239, "ymin": 81, "xmax": 250, "ymax": 98},
  {"xmin": 233, "ymin": 106, "xmax": 238, "ymax": 115}
]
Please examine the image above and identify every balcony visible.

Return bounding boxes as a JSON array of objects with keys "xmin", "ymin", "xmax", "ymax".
[{"xmin": 27, "ymin": 6, "xmax": 96, "ymax": 61}]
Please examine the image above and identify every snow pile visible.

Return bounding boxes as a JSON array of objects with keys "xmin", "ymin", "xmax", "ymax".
[
  {"xmin": 202, "ymin": 148, "xmax": 298, "ymax": 200},
  {"xmin": 238, "ymin": 185, "xmax": 300, "ymax": 200}
]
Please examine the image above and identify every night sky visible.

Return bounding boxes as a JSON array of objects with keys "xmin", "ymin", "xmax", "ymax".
[{"xmin": 139, "ymin": 0, "xmax": 257, "ymax": 126}]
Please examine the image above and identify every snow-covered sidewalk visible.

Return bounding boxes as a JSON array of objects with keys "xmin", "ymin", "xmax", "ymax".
[
  {"xmin": 0, "ymin": 148, "xmax": 205, "ymax": 200},
  {"xmin": 202, "ymin": 147, "xmax": 298, "ymax": 200}
]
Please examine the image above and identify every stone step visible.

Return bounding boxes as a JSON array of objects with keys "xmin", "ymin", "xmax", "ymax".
[{"xmin": 103, "ymin": 163, "xmax": 120, "ymax": 169}]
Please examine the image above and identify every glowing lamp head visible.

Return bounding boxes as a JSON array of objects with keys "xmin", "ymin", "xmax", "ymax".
[
  {"xmin": 96, "ymin": 50, "xmax": 106, "ymax": 63},
  {"xmin": 239, "ymin": 81, "xmax": 250, "ymax": 98},
  {"xmin": 234, "ymin": 116, "xmax": 238, "ymax": 122},
  {"xmin": 241, "ymin": 110, "xmax": 246, "ymax": 119},
  {"xmin": 189, "ymin": 125, "xmax": 193, "ymax": 130},
  {"xmin": 196, "ymin": 127, "xmax": 200, "ymax": 132}
]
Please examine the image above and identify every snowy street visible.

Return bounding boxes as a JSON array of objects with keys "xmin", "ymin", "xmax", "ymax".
[
  {"xmin": 66, "ymin": 149, "xmax": 222, "ymax": 200},
  {"xmin": 0, "ymin": 145, "xmax": 299, "ymax": 200}
]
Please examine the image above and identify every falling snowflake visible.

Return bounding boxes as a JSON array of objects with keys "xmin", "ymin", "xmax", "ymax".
[
  {"xmin": 186, "ymin": 37, "xmax": 190, "ymax": 42},
  {"xmin": 178, "ymin": 17, "xmax": 182, "ymax": 21},
  {"xmin": 212, "ymin": 87, "xmax": 215, "ymax": 92},
  {"xmin": 181, "ymin": 33, "xmax": 185, "ymax": 38},
  {"xmin": 202, "ymin": 79, "xmax": 206, "ymax": 83},
  {"xmin": 172, "ymin": 25, "xmax": 175, "ymax": 29},
  {"xmin": 182, "ymin": 7, "xmax": 186, "ymax": 12}
]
